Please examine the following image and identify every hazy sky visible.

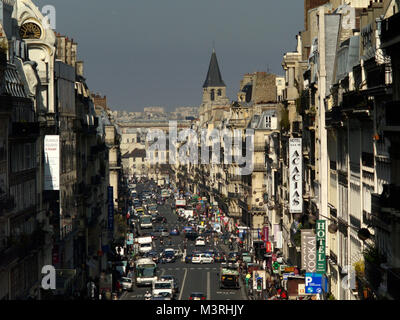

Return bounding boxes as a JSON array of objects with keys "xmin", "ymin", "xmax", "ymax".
[{"xmin": 32, "ymin": 0, "xmax": 304, "ymax": 111}]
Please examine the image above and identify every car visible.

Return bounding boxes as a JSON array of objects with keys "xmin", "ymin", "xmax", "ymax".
[
  {"xmin": 189, "ymin": 292, "xmax": 206, "ymax": 300},
  {"xmin": 120, "ymin": 277, "xmax": 133, "ymax": 292},
  {"xmin": 160, "ymin": 275, "xmax": 179, "ymax": 293},
  {"xmin": 170, "ymin": 228, "xmax": 180, "ymax": 236},
  {"xmin": 195, "ymin": 237, "xmax": 206, "ymax": 246},
  {"xmin": 161, "ymin": 249, "xmax": 176, "ymax": 263},
  {"xmin": 151, "ymin": 293, "xmax": 172, "ymax": 300},
  {"xmin": 160, "ymin": 228, "xmax": 169, "ymax": 237},
  {"xmin": 191, "ymin": 253, "xmax": 214, "ymax": 264},
  {"xmin": 145, "ymin": 251, "xmax": 160, "ymax": 263}
]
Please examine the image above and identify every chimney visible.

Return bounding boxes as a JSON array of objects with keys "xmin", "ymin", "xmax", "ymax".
[{"xmin": 76, "ymin": 61, "xmax": 84, "ymax": 77}]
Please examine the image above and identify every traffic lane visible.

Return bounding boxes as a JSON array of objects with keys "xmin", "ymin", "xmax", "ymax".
[
  {"xmin": 209, "ymin": 269, "xmax": 247, "ymax": 300},
  {"xmin": 180, "ymin": 267, "xmax": 209, "ymax": 301}
]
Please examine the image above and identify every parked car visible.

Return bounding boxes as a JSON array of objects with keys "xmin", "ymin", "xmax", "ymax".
[
  {"xmin": 195, "ymin": 237, "xmax": 206, "ymax": 246},
  {"xmin": 189, "ymin": 292, "xmax": 206, "ymax": 300},
  {"xmin": 120, "ymin": 277, "xmax": 133, "ymax": 292}
]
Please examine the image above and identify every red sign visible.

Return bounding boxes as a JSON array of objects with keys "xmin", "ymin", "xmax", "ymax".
[{"xmin": 265, "ymin": 241, "xmax": 272, "ymax": 253}]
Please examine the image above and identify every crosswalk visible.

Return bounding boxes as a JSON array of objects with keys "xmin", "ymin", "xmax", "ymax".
[{"xmin": 160, "ymin": 267, "xmax": 219, "ymax": 271}]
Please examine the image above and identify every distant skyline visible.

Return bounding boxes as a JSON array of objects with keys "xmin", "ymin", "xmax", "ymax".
[{"xmin": 32, "ymin": 0, "xmax": 304, "ymax": 111}]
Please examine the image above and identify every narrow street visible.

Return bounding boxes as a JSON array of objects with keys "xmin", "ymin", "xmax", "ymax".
[{"xmin": 121, "ymin": 193, "xmax": 247, "ymax": 301}]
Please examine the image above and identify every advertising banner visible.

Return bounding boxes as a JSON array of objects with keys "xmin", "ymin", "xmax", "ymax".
[
  {"xmin": 289, "ymin": 138, "xmax": 302, "ymax": 213},
  {"xmin": 301, "ymin": 229, "xmax": 316, "ymax": 272},
  {"xmin": 316, "ymin": 220, "xmax": 326, "ymax": 274},
  {"xmin": 44, "ymin": 135, "xmax": 60, "ymax": 190},
  {"xmin": 108, "ymin": 186, "xmax": 114, "ymax": 232}
]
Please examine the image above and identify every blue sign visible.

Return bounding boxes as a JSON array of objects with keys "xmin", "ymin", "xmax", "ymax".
[
  {"xmin": 108, "ymin": 186, "xmax": 114, "ymax": 231},
  {"xmin": 305, "ymin": 273, "xmax": 323, "ymax": 294}
]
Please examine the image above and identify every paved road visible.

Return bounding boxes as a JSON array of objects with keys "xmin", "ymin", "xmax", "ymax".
[{"xmin": 121, "ymin": 186, "xmax": 247, "ymax": 301}]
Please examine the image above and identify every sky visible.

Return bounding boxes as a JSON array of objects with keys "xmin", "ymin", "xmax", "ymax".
[{"xmin": 32, "ymin": 0, "xmax": 304, "ymax": 111}]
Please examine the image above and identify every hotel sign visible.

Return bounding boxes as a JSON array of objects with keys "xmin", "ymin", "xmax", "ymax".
[
  {"xmin": 316, "ymin": 220, "xmax": 326, "ymax": 274},
  {"xmin": 289, "ymin": 138, "xmax": 302, "ymax": 213}
]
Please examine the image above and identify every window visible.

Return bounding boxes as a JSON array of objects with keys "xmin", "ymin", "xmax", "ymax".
[
  {"xmin": 210, "ymin": 89, "xmax": 215, "ymax": 101},
  {"xmin": 265, "ymin": 116, "xmax": 271, "ymax": 128},
  {"xmin": 217, "ymin": 89, "xmax": 222, "ymax": 96}
]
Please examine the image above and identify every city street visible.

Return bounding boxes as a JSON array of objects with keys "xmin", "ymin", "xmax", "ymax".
[{"xmin": 121, "ymin": 193, "xmax": 247, "ymax": 301}]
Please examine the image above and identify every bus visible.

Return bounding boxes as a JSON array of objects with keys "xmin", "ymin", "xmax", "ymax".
[{"xmin": 135, "ymin": 258, "xmax": 157, "ymax": 287}]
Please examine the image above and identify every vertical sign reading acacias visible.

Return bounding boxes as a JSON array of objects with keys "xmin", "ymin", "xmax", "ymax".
[
  {"xmin": 316, "ymin": 220, "xmax": 326, "ymax": 273},
  {"xmin": 289, "ymin": 138, "xmax": 302, "ymax": 213}
]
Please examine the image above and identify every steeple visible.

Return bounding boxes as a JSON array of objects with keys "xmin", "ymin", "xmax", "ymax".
[{"xmin": 203, "ymin": 49, "xmax": 225, "ymax": 88}]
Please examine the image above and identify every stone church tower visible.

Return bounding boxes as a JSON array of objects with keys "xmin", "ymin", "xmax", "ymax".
[{"xmin": 202, "ymin": 49, "xmax": 229, "ymax": 104}]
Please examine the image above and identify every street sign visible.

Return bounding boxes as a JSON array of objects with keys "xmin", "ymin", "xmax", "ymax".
[{"xmin": 305, "ymin": 273, "xmax": 323, "ymax": 294}]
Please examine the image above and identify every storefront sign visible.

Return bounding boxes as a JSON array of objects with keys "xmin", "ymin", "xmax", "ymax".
[
  {"xmin": 316, "ymin": 220, "xmax": 326, "ymax": 274},
  {"xmin": 289, "ymin": 138, "xmax": 302, "ymax": 213},
  {"xmin": 301, "ymin": 229, "xmax": 316, "ymax": 272}
]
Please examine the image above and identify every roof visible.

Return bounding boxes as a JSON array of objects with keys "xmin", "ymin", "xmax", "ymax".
[{"xmin": 203, "ymin": 49, "xmax": 226, "ymax": 88}]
